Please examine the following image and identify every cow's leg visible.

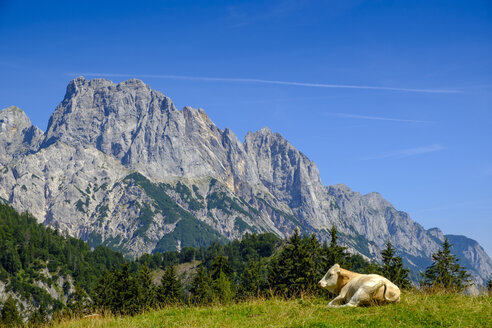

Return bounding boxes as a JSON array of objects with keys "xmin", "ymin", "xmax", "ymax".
[
  {"xmin": 327, "ymin": 295, "xmax": 346, "ymax": 308},
  {"xmin": 340, "ymin": 288, "xmax": 371, "ymax": 308}
]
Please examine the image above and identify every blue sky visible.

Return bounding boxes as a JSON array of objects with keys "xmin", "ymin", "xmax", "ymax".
[{"xmin": 1, "ymin": 0, "xmax": 491, "ymax": 255}]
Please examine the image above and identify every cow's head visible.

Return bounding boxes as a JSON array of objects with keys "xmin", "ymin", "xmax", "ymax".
[{"xmin": 318, "ymin": 264, "xmax": 342, "ymax": 293}]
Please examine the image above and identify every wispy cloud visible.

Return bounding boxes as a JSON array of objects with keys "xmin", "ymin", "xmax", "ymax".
[
  {"xmin": 325, "ymin": 112, "xmax": 430, "ymax": 123},
  {"xmin": 364, "ymin": 144, "xmax": 446, "ymax": 160},
  {"xmin": 71, "ymin": 72, "xmax": 459, "ymax": 94}
]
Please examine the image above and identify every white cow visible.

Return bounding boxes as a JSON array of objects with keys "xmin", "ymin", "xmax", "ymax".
[{"xmin": 318, "ymin": 264, "xmax": 401, "ymax": 307}]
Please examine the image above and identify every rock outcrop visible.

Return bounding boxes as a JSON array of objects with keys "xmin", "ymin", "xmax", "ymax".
[{"xmin": 0, "ymin": 106, "xmax": 43, "ymax": 165}]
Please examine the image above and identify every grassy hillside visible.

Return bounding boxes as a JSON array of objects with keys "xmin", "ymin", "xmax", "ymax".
[{"xmin": 54, "ymin": 291, "xmax": 491, "ymax": 328}]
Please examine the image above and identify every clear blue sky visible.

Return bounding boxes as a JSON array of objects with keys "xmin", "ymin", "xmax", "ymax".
[{"xmin": 1, "ymin": 0, "xmax": 491, "ymax": 255}]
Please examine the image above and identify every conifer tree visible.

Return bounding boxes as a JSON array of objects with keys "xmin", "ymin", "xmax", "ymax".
[
  {"xmin": 67, "ymin": 284, "xmax": 90, "ymax": 316},
  {"xmin": 28, "ymin": 305, "xmax": 48, "ymax": 326},
  {"xmin": 268, "ymin": 228, "xmax": 322, "ymax": 297},
  {"xmin": 189, "ymin": 265, "xmax": 212, "ymax": 304},
  {"xmin": 421, "ymin": 238, "xmax": 470, "ymax": 291},
  {"xmin": 210, "ymin": 255, "xmax": 234, "ymax": 303},
  {"xmin": 210, "ymin": 255, "xmax": 233, "ymax": 280},
  {"xmin": 304, "ymin": 233, "xmax": 324, "ymax": 291},
  {"xmin": 137, "ymin": 264, "xmax": 158, "ymax": 310},
  {"xmin": 158, "ymin": 265, "xmax": 183, "ymax": 305},
  {"xmin": 325, "ymin": 226, "xmax": 349, "ymax": 268},
  {"xmin": 487, "ymin": 278, "xmax": 492, "ymax": 293},
  {"xmin": 238, "ymin": 259, "xmax": 264, "ymax": 298},
  {"xmin": 93, "ymin": 264, "xmax": 141, "ymax": 315},
  {"xmin": 0, "ymin": 296, "xmax": 22, "ymax": 327},
  {"xmin": 212, "ymin": 272, "xmax": 234, "ymax": 303},
  {"xmin": 93, "ymin": 268, "xmax": 115, "ymax": 311},
  {"xmin": 380, "ymin": 242, "xmax": 411, "ymax": 289}
]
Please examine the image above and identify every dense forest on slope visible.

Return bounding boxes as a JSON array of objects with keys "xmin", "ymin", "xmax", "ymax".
[{"xmin": 0, "ymin": 201, "xmax": 127, "ymax": 316}]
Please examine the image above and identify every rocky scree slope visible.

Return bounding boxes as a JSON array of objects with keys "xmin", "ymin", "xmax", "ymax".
[{"xmin": 0, "ymin": 77, "xmax": 490, "ymax": 285}]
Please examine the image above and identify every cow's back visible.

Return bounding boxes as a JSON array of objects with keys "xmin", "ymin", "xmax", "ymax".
[{"xmin": 343, "ymin": 274, "xmax": 400, "ymax": 305}]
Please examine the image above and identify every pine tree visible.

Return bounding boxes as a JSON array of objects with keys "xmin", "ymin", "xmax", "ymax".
[
  {"xmin": 268, "ymin": 228, "xmax": 322, "ymax": 297},
  {"xmin": 212, "ymin": 272, "xmax": 234, "ymax": 303},
  {"xmin": 421, "ymin": 238, "xmax": 470, "ymax": 291},
  {"xmin": 93, "ymin": 268, "xmax": 116, "ymax": 311},
  {"xmin": 0, "ymin": 296, "xmax": 22, "ymax": 327},
  {"xmin": 325, "ymin": 226, "xmax": 349, "ymax": 268},
  {"xmin": 67, "ymin": 284, "xmax": 90, "ymax": 316},
  {"xmin": 189, "ymin": 265, "xmax": 212, "ymax": 305},
  {"xmin": 210, "ymin": 255, "xmax": 233, "ymax": 280},
  {"xmin": 487, "ymin": 278, "xmax": 492, "ymax": 293},
  {"xmin": 137, "ymin": 264, "xmax": 158, "ymax": 310},
  {"xmin": 380, "ymin": 242, "xmax": 411, "ymax": 289},
  {"xmin": 210, "ymin": 255, "xmax": 234, "ymax": 303},
  {"xmin": 93, "ymin": 264, "xmax": 141, "ymax": 315},
  {"xmin": 158, "ymin": 265, "xmax": 183, "ymax": 305},
  {"xmin": 304, "ymin": 233, "xmax": 324, "ymax": 292},
  {"xmin": 28, "ymin": 305, "xmax": 48, "ymax": 326},
  {"xmin": 238, "ymin": 259, "xmax": 264, "ymax": 298}
]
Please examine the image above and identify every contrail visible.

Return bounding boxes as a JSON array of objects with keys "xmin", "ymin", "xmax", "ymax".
[
  {"xmin": 325, "ymin": 112, "xmax": 430, "ymax": 123},
  {"xmin": 364, "ymin": 144, "xmax": 446, "ymax": 160},
  {"xmin": 72, "ymin": 72, "xmax": 459, "ymax": 94}
]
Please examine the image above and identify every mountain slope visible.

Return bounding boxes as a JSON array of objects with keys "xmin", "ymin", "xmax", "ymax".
[
  {"xmin": 0, "ymin": 201, "xmax": 126, "ymax": 318},
  {"xmin": 0, "ymin": 77, "xmax": 490, "ymax": 285}
]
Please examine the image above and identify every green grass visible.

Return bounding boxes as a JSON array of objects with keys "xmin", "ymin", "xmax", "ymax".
[{"xmin": 54, "ymin": 291, "xmax": 491, "ymax": 328}]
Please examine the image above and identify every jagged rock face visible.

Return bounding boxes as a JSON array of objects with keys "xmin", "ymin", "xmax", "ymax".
[
  {"xmin": 42, "ymin": 77, "xmax": 260, "ymax": 193},
  {"xmin": 327, "ymin": 184, "xmax": 441, "ymax": 258},
  {"xmin": 244, "ymin": 128, "xmax": 340, "ymax": 230},
  {"xmin": 0, "ymin": 106, "xmax": 43, "ymax": 165},
  {"xmin": 1, "ymin": 77, "xmax": 491, "ymax": 285}
]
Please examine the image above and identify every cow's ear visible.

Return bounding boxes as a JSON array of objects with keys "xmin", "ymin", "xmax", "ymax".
[
  {"xmin": 334, "ymin": 263, "xmax": 340, "ymax": 272},
  {"xmin": 338, "ymin": 270, "xmax": 350, "ymax": 285}
]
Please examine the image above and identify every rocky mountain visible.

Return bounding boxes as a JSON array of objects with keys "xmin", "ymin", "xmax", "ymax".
[{"xmin": 1, "ymin": 77, "xmax": 491, "ymax": 285}]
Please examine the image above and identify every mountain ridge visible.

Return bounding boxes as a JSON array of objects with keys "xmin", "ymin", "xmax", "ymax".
[{"xmin": 1, "ymin": 77, "xmax": 490, "ymax": 285}]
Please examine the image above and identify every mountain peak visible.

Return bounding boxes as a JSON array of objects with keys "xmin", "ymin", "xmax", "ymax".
[
  {"xmin": 0, "ymin": 106, "xmax": 43, "ymax": 165},
  {"xmin": 44, "ymin": 77, "xmax": 175, "ymax": 151},
  {"xmin": 0, "ymin": 105, "xmax": 31, "ymax": 127},
  {"xmin": 258, "ymin": 126, "xmax": 273, "ymax": 134},
  {"xmin": 65, "ymin": 76, "xmax": 151, "ymax": 98}
]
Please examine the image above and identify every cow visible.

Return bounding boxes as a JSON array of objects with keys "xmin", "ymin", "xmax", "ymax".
[{"xmin": 318, "ymin": 264, "xmax": 401, "ymax": 307}]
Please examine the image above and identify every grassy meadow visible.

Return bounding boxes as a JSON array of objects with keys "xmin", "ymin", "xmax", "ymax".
[{"xmin": 53, "ymin": 291, "xmax": 491, "ymax": 328}]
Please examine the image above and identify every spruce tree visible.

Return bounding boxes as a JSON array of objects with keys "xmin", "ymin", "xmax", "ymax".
[
  {"xmin": 421, "ymin": 238, "xmax": 470, "ymax": 291},
  {"xmin": 93, "ymin": 264, "xmax": 141, "ymax": 315},
  {"xmin": 189, "ymin": 265, "xmax": 212, "ymax": 305},
  {"xmin": 238, "ymin": 259, "xmax": 264, "ymax": 298},
  {"xmin": 268, "ymin": 228, "xmax": 322, "ymax": 297},
  {"xmin": 212, "ymin": 272, "xmax": 234, "ymax": 303},
  {"xmin": 304, "ymin": 233, "xmax": 324, "ymax": 292},
  {"xmin": 67, "ymin": 284, "xmax": 90, "ymax": 316},
  {"xmin": 137, "ymin": 264, "xmax": 158, "ymax": 310},
  {"xmin": 380, "ymin": 242, "xmax": 411, "ymax": 289},
  {"xmin": 487, "ymin": 278, "xmax": 492, "ymax": 293},
  {"xmin": 210, "ymin": 255, "xmax": 233, "ymax": 280},
  {"xmin": 28, "ymin": 305, "xmax": 47, "ymax": 326},
  {"xmin": 158, "ymin": 265, "xmax": 183, "ymax": 305},
  {"xmin": 210, "ymin": 255, "xmax": 234, "ymax": 303},
  {"xmin": 325, "ymin": 226, "xmax": 349, "ymax": 268},
  {"xmin": 0, "ymin": 296, "xmax": 22, "ymax": 327},
  {"xmin": 93, "ymin": 268, "xmax": 115, "ymax": 312}
]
